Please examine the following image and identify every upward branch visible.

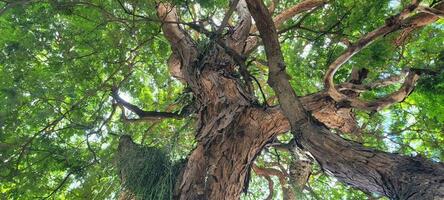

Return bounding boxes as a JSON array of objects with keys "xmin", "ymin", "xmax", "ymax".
[
  {"xmin": 246, "ymin": 0, "xmax": 309, "ymax": 128},
  {"xmin": 157, "ymin": 3, "xmax": 198, "ymax": 82}
]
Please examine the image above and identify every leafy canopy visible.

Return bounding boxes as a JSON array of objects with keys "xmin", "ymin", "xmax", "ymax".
[{"xmin": 0, "ymin": 0, "xmax": 443, "ymax": 199}]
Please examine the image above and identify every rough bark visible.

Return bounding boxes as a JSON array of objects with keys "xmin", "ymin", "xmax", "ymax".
[
  {"xmin": 323, "ymin": 1, "xmax": 444, "ymax": 108},
  {"xmin": 145, "ymin": 1, "xmax": 444, "ymax": 200},
  {"xmin": 156, "ymin": 1, "xmax": 364, "ymax": 199},
  {"xmin": 294, "ymin": 123, "xmax": 444, "ymax": 200},
  {"xmin": 157, "ymin": 2, "xmax": 289, "ymax": 199},
  {"xmin": 246, "ymin": 0, "xmax": 444, "ymax": 200}
]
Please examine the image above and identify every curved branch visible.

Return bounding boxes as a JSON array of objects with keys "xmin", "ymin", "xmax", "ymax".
[
  {"xmin": 268, "ymin": 0, "xmax": 279, "ymax": 14},
  {"xmin": 338, "ymin": 66, "xmax": 443, "ymax": 111},
  {"xmin": 338, "ymin": 69, "xmax": 409, "ymax": 93},
  {"xmin": 271, "ymin": 0, "xmax": 326, "ymax": 30},
  {"xmin": 252, "ymin": 164, "xmax": 275, "ymax": 200},
  {"xmin": 324, "ymin": 1, "xmax": 444, "ymax": 103},
  {"xmin": 157, "ymin": 3, "xmax": 197, "ymax": 81},
  {"xmin": 245, "ymin": 0, "xmax": 326, "ymax": 54},
  {"xmin": 253, "ymin": 164, "xmax": 287, "ymax": 183},
  {"xmin": 348, "ymin": 70, "xmax": 419, "ymax": 111},
  {"xmin": 250, "ymin": 0, "xmax": 326, "ymax": 33},
  {"xmin": 253, "ymin": 164, "xmax": 294, "ymax": 199}
]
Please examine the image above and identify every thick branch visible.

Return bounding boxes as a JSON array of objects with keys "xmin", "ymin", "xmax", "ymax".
[
  {"xmin": 294, "ymin": 125, "xmax": 444, "ymax": 199},
  {"xmin": 324, "ymin": 1, "xmax": 444, "ymax": 103},
  {"xmin": 157, "ymin": 3, "xmax": 194, "ymax": 52},
  {"xmin": 157, "ymin": 3, "xmax": 197, "ymax": 82},
  {"xmin": 418, "ymin": 5, "xmax": 444, "ymax": 17},
  {"xmin": 246, "ymin": 0, "xmax": 308, "ymax": 128},
  {"xmin": 247, "ymin": 0, "xmax": 444, "ymax": 199},
  {"xmin": 250, "ymin": 0, "xmax": 326, "ymax": 33},
  {"xmin": 229, "ymin": 0, "xmax": 252, "ymax": 52}
]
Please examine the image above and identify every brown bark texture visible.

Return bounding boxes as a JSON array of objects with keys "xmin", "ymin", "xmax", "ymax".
[
  {"xmin": 141, "ymin": 1, "xmax": 444, "ymax": 200},
  {"xmin": 246, "ymin": 0, "xmax": 444, "ymax": 200}
]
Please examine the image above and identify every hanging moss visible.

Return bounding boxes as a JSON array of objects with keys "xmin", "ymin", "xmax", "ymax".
[{"xmin": 116, "ymin": 135, "xmax": 184, "ymax": 200}]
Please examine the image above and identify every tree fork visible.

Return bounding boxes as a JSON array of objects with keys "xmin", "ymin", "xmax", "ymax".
[{"xmin": 246, "ymin": 0, "xmax": 444, "ymax": 199}]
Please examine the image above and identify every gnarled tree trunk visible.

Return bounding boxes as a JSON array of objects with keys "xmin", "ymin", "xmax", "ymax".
[{"xmin": 130, "ymin": 1, "xmax": 444, "ymax": 200}]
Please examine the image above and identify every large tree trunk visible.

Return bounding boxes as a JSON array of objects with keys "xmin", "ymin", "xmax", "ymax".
[
  {"xmin": 150, "ymin": 1, "xmax": 444, "ymax": 199},
  {"xmin": 172, "ymin": 68, "xmax": 364, "ymax": 199},
  {"xmin": 156, "ymin": 2, "xmax": 358, "ymax": 199},
  {"xmin": 246, "ymin": 0, "xmax": 444, "ymax": 199}
]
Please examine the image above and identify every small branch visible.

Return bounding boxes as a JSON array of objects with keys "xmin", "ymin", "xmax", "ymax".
[
  {"xmin": 111, "ymin": 87, "xmax": 185, "ymax": 121},
  {"xmin": 338, "ymin": 69, "xmax": 409, "ymax": 93},
  {"xmin": 277, "ymin": 5, "xmax": 325, "ymax": 35},
  {"xmin": 86, "ymin": 134, "xmax": 99, "ymax": 163},
  {"xmin": 268, "ymin": 0, "xmax": 279, "ymax": 14},
  {"xmin": 305, "ymin": 185, "xmax": 321, "ymax": 200},
  {"xmin": 0, "ymin": 0, "xmax": 32, "ymax": 16},
  {"xmin": 249, "ymin": 73, "xmax": 268, "ymax": 106},
  {"xmin": 214, "ymin": 0, "xmax": 240, "ymax": 37},
  {"xmin": 252, "ymin": 165, "xmax": 274, "ymax": 200},
  {"xmin": 42, "ymin": 161, "xmax": 95, "ymax": 199}
]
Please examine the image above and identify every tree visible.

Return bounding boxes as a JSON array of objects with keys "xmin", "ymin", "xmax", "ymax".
[{"xmin": 0, "ymin": 0, "xmax": 443, "ymax": 199}]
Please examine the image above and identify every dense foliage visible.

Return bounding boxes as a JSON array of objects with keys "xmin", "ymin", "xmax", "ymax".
[{"xmin": 0, "ymin": 0, "xmax": 442, "ymax": 199}]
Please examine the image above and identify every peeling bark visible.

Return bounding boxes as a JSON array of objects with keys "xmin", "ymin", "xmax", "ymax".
[
  {"xmin": 140, "ymin": 1, "xmax": 444, "ymax": 200},
  {"xmin": 296, "ymin": 123, "xmax": 444, "ymax": 199},
  {"xmin": 158, "ymin": 3, "xmax": 290, "ymax": 198},
  {"xmin": 247, "ymin": 0, "xmax": 444, "ymax": 199}
]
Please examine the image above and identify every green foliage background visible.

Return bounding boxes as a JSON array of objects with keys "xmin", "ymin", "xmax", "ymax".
[{"xmin": 0, "ymin": 0, "xmax": 443, "ymax": 199}]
